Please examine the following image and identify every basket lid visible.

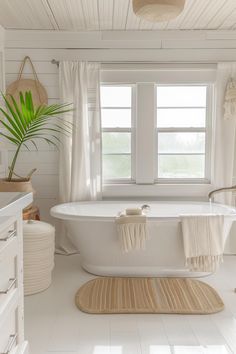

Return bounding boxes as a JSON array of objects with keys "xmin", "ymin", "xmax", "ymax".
[{"xmin": 23, "ymin": 220, "xmax": 55, "ymax": 234}]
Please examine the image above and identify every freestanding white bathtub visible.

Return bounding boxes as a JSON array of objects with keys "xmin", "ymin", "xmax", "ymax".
[{"xmin": 50, "ymin": 201, "xmax": 236, "ymax": 277}]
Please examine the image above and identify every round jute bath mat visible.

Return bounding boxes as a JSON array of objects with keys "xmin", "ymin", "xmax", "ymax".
[{"xmin": 75, "ymin": 277, "xmax": 224, "ymax": 314}]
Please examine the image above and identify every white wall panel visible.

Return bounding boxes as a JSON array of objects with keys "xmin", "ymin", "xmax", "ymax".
[
  {"xmin": 1, "ymin": 0, "xmax": 236, "ymax": 31},
  {"xmin": 5, "ymin": 45, "xmax": 59, "ymax": 224},
  {"xmin": 4, "ymin": 27, "xmax": 236, "ymax": 222},
  {"xmin": 0, "ymin": 25, "xmax": 6, "ymax": 177},
  {"xmin": 6, "ymin": 72, "xmax": 58, "ymax": 87},
  {"xmin": 5, "ymin": 47, "xmax": 236, "ymax": 65},
  {"xmin": 5, "ymin": 61, "xmax": 58, "ymax": 74}
]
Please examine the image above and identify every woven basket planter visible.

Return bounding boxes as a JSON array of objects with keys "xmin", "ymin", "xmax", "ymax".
[{"xmin": 0, "ymin": 178, "xmax": 34, "ymax": 210}]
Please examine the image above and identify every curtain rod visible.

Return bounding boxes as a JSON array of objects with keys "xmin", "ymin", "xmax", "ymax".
[{"xmin": 51, "ymin": 59, "xmax": 218, "ymax": 67}]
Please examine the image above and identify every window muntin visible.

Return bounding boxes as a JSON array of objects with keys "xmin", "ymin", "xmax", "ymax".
[
  {"xmin": 101, "ymin": 85, "xmax": 133, "ymax": 181},
  {"xmin": 156, "ymin": 85, "xmax": 209, "ymax": 180}
]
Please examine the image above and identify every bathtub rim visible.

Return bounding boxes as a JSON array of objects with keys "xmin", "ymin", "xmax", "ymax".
[{"xmin": 50, "ymin": 200, "xmax": 236, "ymax": 222}]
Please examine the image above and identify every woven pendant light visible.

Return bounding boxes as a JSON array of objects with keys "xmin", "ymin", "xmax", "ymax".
[{"xmin": 132, "ymin": 0, "xmax": 186, "ymax": 22}]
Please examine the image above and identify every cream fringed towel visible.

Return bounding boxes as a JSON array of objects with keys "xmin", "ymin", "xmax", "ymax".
[
  {"xmin": 181, "ymin": 215, "xmax": 233, "ymax": 272},
  {"xmin": 116, "ymin": 214, "xmax": 148, "ymax": 252}
]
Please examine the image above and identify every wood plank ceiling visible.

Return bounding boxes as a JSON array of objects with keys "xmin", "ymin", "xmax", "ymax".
[{"xmin": 0, "ymin": 0, "xmax": 236, "ymax": 31}]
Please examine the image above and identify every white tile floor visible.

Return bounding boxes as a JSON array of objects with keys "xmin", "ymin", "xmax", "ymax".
[{"xmin": 25, "ymin": 255, "xmax": 236, "ymax": 354}]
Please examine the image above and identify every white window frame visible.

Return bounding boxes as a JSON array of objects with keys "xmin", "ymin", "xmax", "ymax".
[
  {"xmin": 101, "ymin": 84, "xmax": 136, "ymax": 184},
  {"xmin": 155, "ymin": 83, "xmax": 213, "ymax": 184},
  {"xmin": 101, "ymin": 64, "xmax": 216, "ymax": 198}
]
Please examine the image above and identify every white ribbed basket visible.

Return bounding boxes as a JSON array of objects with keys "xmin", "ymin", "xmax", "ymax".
[{"xmin": 23, "ymin": 220, "xmax": 55, "ymax": 295}]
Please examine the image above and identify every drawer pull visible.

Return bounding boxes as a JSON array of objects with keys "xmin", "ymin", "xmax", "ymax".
[
  {"xmin": 0, "ymin": 334, "xmax": 17, "ymax": 354},
  {"xmin": 0, "ymin": 230, "xmax": 16, "ymax": 242},
  {"xmin": 0, "ymin": 278, "xmax": 17, "ymax": 294}
]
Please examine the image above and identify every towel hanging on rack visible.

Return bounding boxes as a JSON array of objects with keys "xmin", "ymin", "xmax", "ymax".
[{"xmin": 116, "ymin": 210, "xmax": 149, "ymax": 252}]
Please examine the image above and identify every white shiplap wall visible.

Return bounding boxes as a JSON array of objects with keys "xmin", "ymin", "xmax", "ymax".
[
  {"xmin": 0, "ymin": 25, "xmax": 6, "ymax": 178},
  {"xmin": 5, "ymin": 49, "xmax": 59, "ymax": 223},
  {"xmin": 4, "ymin": 29, "xmax": 236, "ymax": 222}
]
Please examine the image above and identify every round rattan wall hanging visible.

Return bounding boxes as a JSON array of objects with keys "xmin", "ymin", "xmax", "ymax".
[{"xmin": 6, "ymin": 56, "xmax": 48, "ymax": 106}]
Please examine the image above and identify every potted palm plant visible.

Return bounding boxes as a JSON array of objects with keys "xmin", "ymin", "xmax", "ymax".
[{"xmin": 0, "ymin": 91, "xmax": 71, "ymax": 194}]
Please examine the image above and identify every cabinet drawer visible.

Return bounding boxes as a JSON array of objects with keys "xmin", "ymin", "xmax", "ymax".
[
  {"xmin": 0, "ymin": 304, "xmax": 18, "ymax": 354},
  {"xmin": 0, "ymin": 219, "xmax": 17, "ymax": 254},
  {"xmin": 0, "ymin": 238, "xmax": 18, "ymax": 309}
]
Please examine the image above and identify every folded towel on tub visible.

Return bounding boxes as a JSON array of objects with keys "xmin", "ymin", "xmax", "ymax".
[
  {"xmin": 180, "ymin": 215, "xmax": 233, "ymax": 272},
  {"xmin": 116, "ymin": 211, "xmax": 148, "ymax": 252}
]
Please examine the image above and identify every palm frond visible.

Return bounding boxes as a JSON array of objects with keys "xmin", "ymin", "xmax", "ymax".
[
  {"xmin": 0, "ymin": 107, "xmax": 23, "ymax": 138},
  {"xmin": 0, "ymin": 132, "xmax": 19, "ymax": 145},
  {"xmin": 0, "ymin": 91, "xmax": 72, "ymax": 180}
]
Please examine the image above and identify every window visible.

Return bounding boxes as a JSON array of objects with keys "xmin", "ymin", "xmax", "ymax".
[
  {"xmin": 156, "ymin": 85, "xmax": 210, "ymax": 181},
  {"xmin": 100, "ymin": 66, "xmax": 215, "ymax": 196},
  {"xmin": 101, "ymin": 85, "xmax": 133, "ymax": 181}
]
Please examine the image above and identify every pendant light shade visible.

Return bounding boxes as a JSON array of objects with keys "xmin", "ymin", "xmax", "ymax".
[{"xmin": 132, "ymin": 0, "xmax": 186, "ymax": 22}]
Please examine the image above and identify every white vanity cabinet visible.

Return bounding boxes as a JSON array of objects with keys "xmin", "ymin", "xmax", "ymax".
[{"xmin": 0, "ymin": 193, "xmax": 33, "ymax": 354}]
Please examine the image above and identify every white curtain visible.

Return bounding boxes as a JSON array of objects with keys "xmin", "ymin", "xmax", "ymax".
[
  {"xmin": 57, "ymin": 61, "xmax": 102, "ymax": 254},
  {"xmin": 213, "ymin": 62, "xmax": 236, "ymax": 205}
]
